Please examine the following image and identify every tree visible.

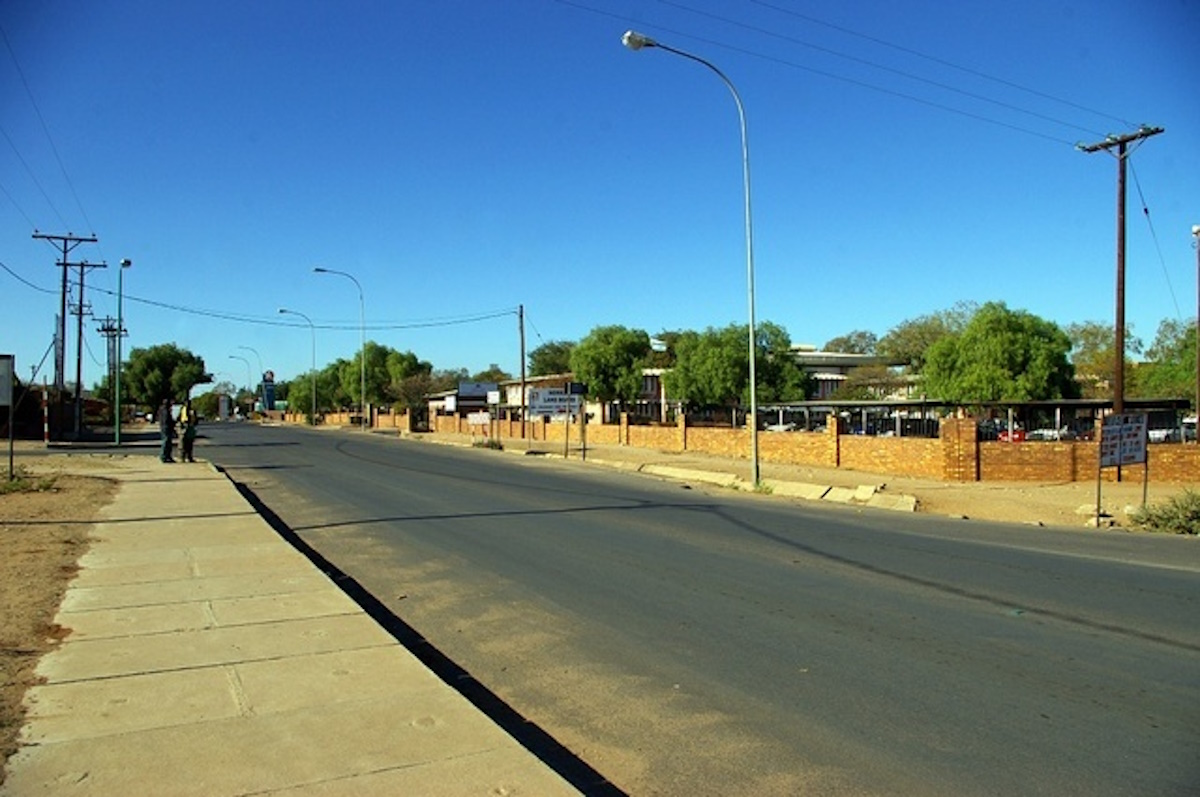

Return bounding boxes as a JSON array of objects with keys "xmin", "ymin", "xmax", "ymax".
[
  {"xmin": 664, "ymin": 326, "xmax": 743, "ymax": 409},
  {"xmin": 528, "ymin": 341, "xmax": 575, "ymax": 376},
  {"xmin": 665, "ymin": 321, "xmax": 811, "ymax": 411},
  {"xmin": 123, "ymin": 344, "xmax": 211, "ymax": 410},
  {"xmin": 1132, "ymin": 318, "xmax": 1197, "ymax": 405},
  {"xmin": 829, "ymin": 364, "xmax": 907, "ymax": 401},
  {"xmin": 878, "ymin": 301, "xmax": 977, "ymax": 372},
  {"xmin": 569, "ymin": 325, "xmax": 651, "ymax": 417},
  {"xmin": 823, "ymin": 330, "xmax": 877, "ymax": 355},
  {"xmin": 472, "ymin": 363, "xmax": 512, "ymax": 383},
  {"xmin": 1066, "ymin": 321, "xmax": 1143, "ymax": 399},
  {"xmin": 922, "ymin": 302, "xmax": 1079, "ymax": 403}
]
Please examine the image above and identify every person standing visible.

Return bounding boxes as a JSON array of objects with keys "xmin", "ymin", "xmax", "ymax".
[
  {"xmin": 158, "ymin": 398, "xmax": 176, "ymax": 463},
  {"xmin": 181, "ymin": 399, "xmax": 198, "ymax": 463}
]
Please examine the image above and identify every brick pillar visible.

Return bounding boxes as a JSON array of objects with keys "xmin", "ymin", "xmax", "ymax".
[
  {"xmin": 940, "ymin": 416, "xmax": 979, "ymax": 482},
  {"xmin": 829, "ymin": 414, "xmax": 841, "ymax": 467}
]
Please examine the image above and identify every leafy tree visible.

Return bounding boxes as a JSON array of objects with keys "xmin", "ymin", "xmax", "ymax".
[
  {"xmin": 529, "ymin": 340, "xmax": 575, "ymax": 376},
  {"xmin": 829, "ymin": 364, "xmax": 907, "ymax": 401},
  {"xmin": 381, "ymin": 349, "xmax": 431, "ymax": 406},
  {"xmin": 878, "ymin": 301, "xmax": 977, "ymax": 372},
  {"xmin": 123, "ymin": 344, "xmax": 212, "ymax": 410},
  {"xmin": 755, "ymin": 321, "xmax": 813, "ymax": 403},
  {"xmin": 1066, "ymin": 321, "xmax": 1143, "ymax": 399},
  {"xmin": 823, "ymin": 330, "xmax": 878, "ymax": 355},
  {"xmin": 569, "ymin": 325, "xmax": 651, "ymax": 416},
  {"xmin": 472, "ymin": 363, "xmax": 512, "ymax": 383},
  {"xmin": 922, "ymin": 302, "xmax": 1079, "ymax": 403},
  {"xmin": 665, "ymin": 326, "xmax": 743, "ymax": 409},
  {"xmin": 1132, "ymin": 318, "xmax": 1197, "ymax": 405},
  {"xmin": 646, "ymin": 330, "xmax": 685, "ymax": 369},
  {"xmin": 665, "ymin": 321, "xmax": 811, "ymax": 410},
  {"xmin": 192, "ymin": 389, "xmax": 222, "ymax": 420}
]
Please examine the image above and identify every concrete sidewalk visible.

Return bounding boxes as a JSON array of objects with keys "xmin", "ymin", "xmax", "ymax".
[{"xmin": 2, "ymin": 458, "xmax": 585, "ymax": 796}]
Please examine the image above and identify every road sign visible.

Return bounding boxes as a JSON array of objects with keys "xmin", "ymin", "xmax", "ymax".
[
  {"xmin": 1100, "ymin": 413, "xmax": 1147, "ymax": 468},
  {"xmin": 0, "ymin": 355, "xmax": 12, "ymax": 407},
  {"xmin": 528, "ymin": 388, "xmax": 580, "ymax": 416}
]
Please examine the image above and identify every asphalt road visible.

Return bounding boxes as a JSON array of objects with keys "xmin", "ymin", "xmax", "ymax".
[{"xmin": 200, "ymin": 422, "xmax": 1200, "ymax": 796}]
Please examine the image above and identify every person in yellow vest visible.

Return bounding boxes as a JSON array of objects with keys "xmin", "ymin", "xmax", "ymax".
[{"xmin": 180, "ymin": 400, "xmax": 198, "ymax": 463}]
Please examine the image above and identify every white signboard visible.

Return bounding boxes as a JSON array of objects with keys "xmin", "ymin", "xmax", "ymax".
[
  {"xmin": 0, "ymin": 354, "xmax": 12, "ymax": 407},
  {"xmin": 1100, "ymin": 413, "xmax": 1147, "ymax": 468},
  {"xmin": 468, "ymin": 411, "xmax": 491, "ymax": 427},
  {"xmin": 528, "ymin": 388, "xmax": 580, "ymax": 416}
]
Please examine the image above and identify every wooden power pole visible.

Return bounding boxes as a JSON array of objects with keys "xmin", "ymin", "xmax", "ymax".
[{"xmin": 1078, "ymin": 126, "xmax": 1164, "ymax": 414}]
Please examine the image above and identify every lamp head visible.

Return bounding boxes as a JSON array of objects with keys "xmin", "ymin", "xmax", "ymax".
[
  {"xmin": 1192, "ymin": 224, "xmax": 1200, "ymax": 237},
  {"xmin": 622, "ymin": 30, "xmax": 656, "ymax": 51},
  {"xmin": 119, "ymin": 258, "xmax": 131, "ymax": 268},
  {"xmin": 313, "ymin": 267, "xmax": 327, "ymax": 273}
]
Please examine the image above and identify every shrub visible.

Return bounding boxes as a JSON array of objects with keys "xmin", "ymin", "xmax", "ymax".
[{"xmin": 1129, "ymin": 489, "xmax": 1200, "ymax": 535}]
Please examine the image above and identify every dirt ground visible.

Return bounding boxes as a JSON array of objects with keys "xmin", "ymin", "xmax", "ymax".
[{"xmin": 0, "ymin": 458, "xmax": 116, "ymax": 786}]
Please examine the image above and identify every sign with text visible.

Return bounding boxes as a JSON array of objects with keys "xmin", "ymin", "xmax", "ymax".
[
  {"xmin": 0, "ymin": 355, "xmax": 12, "ymax": 407},
  {"xmin": 527, "ymin": 387, "xmax": 580, "ymax": 416},
  {"xmin": 1099, "ymin": 413, "xmax": 1147, "ymax": 468}
]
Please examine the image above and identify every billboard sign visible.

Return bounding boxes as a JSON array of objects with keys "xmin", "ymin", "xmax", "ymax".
[
  {"xmin": 528, "ymin": 387, "xmax": 580, "ymax": 416},
  {"xmin": 0, "ymin": 354, "xmax": 12, "ymax": 407},
  {"xmin": 1100, "ymin": 413, "xmax": 1148, "ymax": 468}
]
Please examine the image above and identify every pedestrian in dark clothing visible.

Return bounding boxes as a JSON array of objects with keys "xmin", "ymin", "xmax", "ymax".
[
  {"xmin": 181, "ymin": 400, "xmax": 198, "ymax": 463},
  {"xmin": 158, "ymin": 398, "xmax": 176, "ymax": 462}
]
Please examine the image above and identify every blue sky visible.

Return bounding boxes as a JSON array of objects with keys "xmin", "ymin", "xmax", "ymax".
[{"xmin": 2, "ymin": 1, "xmax": 1197, "ymax": 394}]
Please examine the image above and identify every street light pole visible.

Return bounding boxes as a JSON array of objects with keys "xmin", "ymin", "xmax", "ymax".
[
  {"xmin": 114, "ymin": 258, "xmax": 131, "ymax": 446},
  {"xmin": 313, "ymin": 267, "xmax": 367, "ymax": 432},
  {"xmin": 279, "ymin": 308, "xmax": 317, "ymax": 425},
  {"xmin": 1192, "ymin": 224, "xmax": 1200, "ymax": 440},
  {"xmin": 228, "ymin": 355, "xmax": 253, "ymax": 411},
  {"xmin": 622, "ymin": 29, "xmax": 760, "ymax": 484},
  {"xmin": 237, "ymin": 345, "xmax": 265, "ymax": 413}
]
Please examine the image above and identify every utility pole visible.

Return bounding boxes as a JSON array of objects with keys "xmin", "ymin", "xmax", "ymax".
[
  {"xmin": 518, "ymin": 304, "xmax": 526, "ymax": 443},
  {"xmin": 32, "ymin": 231, "xmax": 98, "ymax": 439},
  {"xmin": 97, "ymin": 316, "xmax": 122, "ymax": 426},
  {"xmin": 1078, "ymin": 125, "xmax": 1163, "ymax": 415},
  {"xmin": 70, "ymin": 259, "xmax": 106, "ymax": 435}
]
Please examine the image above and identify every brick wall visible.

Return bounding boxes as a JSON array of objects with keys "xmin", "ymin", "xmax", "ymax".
[
  {"xmin": 284, "ymin": 410, "xmax": 1198, "ymax": 484},
  {"xmin": 759, "ymin": 428, "xmax": 837, "ymax": 468},
  {"xmin": 841, "ymin": 435, "xmax": 942, "ymax": 479}
]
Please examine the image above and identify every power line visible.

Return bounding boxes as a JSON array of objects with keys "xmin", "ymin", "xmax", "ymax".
[
  {"xmin": 658, "ymin": 0, "xmax": 1109, "ymax": 138},
  {"xmin": 1128, "ymin": 160, "xmax": 1182, "ymax": 321},
  {"xmin": 0, "ymin": 23, "xmax": 97, "ymax": 238},
  {"xmin": 746, "ymin": 0, "xmax": 1136, "ymax": 129},
  {"xmin": 555, "ymin": 0, "xmax": 1080, "ymax": 145}
]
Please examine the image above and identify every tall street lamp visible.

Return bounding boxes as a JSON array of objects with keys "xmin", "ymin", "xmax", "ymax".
[
  {"xmin": 114, "ymin": 258, "xmax": 131, "ymax": 446},
  {"xmin": 313, "ymin": 267, "xmax": 367, "ymax": 431},
  {"xmin": 1192, "ymin": 224, "xmax": 1200, "ymax": 439},
  {"xmin": 622, "ymin": 29, "xmax": 760, "ymax": 484},
  {"xmin": 279, "ymin": 308, "xmax": 317, "ymax": 425},
  {"xmin": 237, "ymin": 345, "xmax": 265, "ymax": 412},
  {"xmin": 228, "ymin": 355, "xmax": 253, "ymax": 410}
]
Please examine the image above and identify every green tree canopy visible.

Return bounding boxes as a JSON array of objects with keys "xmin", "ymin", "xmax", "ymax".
[
  {"xmin": 922, "ymin": 302, "xmax": 1079, "ymax": 403},
  {"xmin": 528, "ymin": 340, "xmax": 575, "ymax": 376},
  {"xmin": 665, "ymin": 321, "xmax": 811, "ymax": 410},
  {"xmin": 878, "ymin": 301, "xmax": 977, "ymax": 372},
  {"xmin": 1066, "ymin": 321, "xmax": 1143, "ymax": 399},
  {"xmin": 472, "ymin": 363, "xmax": 512, "ymax": 383},
  {"xmin": 823, "ymin": 330, "xmax": 878, "ymax": 355},
  {"xmin": 1132, "ymin": 318, "xmax": 1197, "ymax": 406},
  {"xmin": 569, "ymin": 325, "xmax": 651, "ymax": 411},
  {"xmin": 123, "ymin": 344, "xmax": 211, "ymax": 409}
]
